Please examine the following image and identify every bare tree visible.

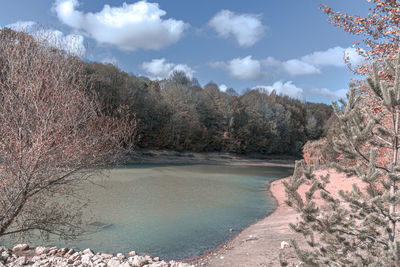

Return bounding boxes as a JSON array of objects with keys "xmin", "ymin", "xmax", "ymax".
[{"xmin": 0, "ymin": 29, "xmax": 136, "ymax": 240}]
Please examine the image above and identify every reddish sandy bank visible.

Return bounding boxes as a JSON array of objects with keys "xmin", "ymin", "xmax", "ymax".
[{"xmin": 189, "ymin": 169, "xmax": 360, "ymax": 267}]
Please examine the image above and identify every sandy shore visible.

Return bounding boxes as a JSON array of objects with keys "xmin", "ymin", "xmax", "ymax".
[{"xmin": 188, "ymin": 169, "xmax": 360, "ymax": 267}]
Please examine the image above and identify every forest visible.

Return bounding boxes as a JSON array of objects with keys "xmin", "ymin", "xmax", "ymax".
[{"xmin": 85, "ymin": 62, "xmax": 333, "ymax": 156}]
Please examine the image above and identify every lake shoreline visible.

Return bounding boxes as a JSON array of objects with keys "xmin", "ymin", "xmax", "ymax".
[
  {"xmin": 187, "ymin": 169, "xmax": 359, "ymax": 266},
  {"xmin": 0, "ymin": 154, "xmax": 297, "ymax": 267},
  {"xmin": 127, "ymin": 149, "xmax": 296, "ymax": 168},
  {"xmin": 183, "ymin": 174, "xmax": 297, "ymax": 266}
]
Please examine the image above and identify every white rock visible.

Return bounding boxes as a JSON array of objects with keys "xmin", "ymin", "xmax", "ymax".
[
  {"xmin": 14, "ymin": 256, "xmax": 27, "ymax": 265},
  {"xmin": 81, "ymin": 254, "xmax": 92, "ymax": 264},
  {"xmin": 148, "ymin": 261, "xmax": 169, "ymax": 267},
  {"xmin": 1, "ymin": 251, "xmax": 10, "ymax": 262},
  {"xmin": 73, "ymin": 260, "xmax": 82, "ymax": 266},
  {"xmin": 69, "ymin": 252, "xmax": 81, "ymax": 261},
  {"xmin": 132, "ymin": 255, "xmax": 148, "ymax": 267},
  {"xmin": 280, "ymin": 241, "xmax": 291, "ymax": 249},
  {"xmin": 100, "ymin": 253, "xmax": 113, "ymax": 259},
  {"xmin": 117, "ymin": 253, "xmax": 125, "ymax": 260},
  {"xmin": 57, "ymin": 248, "xmax": 68, "ymax": 256},
  {"xmin": 31, "ymin": 255, "xmax": 41, "ymax": 261},
  {"xmin": 12, "ymin": 244, "xmax": 29, "ymax": 252},
  {"xmin": 129, "ymin": 251, "xmax": 137, "ymax": 257},
  {"xmin": 107, "ymin": 258, "xmax": 121, "ymax": 267},
  {"xmin": 35, "ymin": 246, "xmax": 49, "ymax": 255},
  {"xmin": 83, "ymin": 248, "xmax": 95, "ymax": 256}
]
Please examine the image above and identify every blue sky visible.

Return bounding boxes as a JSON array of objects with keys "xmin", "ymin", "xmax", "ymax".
[{"xmin": 0, "ymin": 0, "xmax": 372, "ymax": 103}]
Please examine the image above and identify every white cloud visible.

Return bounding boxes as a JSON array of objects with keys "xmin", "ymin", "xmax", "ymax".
[
  {"xmin": 210, "ymin": 46, "xmax": 365, "ymax": 84},
  {"xmin": 101, "ymin": 56, "xmax": 118, "ymax": 66},
  {"xmin": 259, "ymin": 46, "xmax": 365, "ymax": 76},
  {"xmin": 4, "ymin": 21, "xmax": 85, "ymax": 56},
  {"xmin": 261, "ymin": 57, "xmax": 281, "ymax": 67},
  {"xmin": 282, "ymin": 59, "xmax": 320, "ymax": 76},
  {"xmin": 308, "ymin": 88, "xmax": 348, "ymax": 100},
  {"xmin": 219, "ymin": 84, "xmax": 228, "ymax": 92},
  {"xmin": 300, "ymin": 46, "xmax": 364, "ymax": 67},
  {"xmin": 54, "ymin": 0, "xmax": 188, "ymax": 51},
  {"xmin": 229, "ymin": 56, "xmax": 261, "ymax": 80},
  {"xmin": 209, "ymin": 10, "xmax": 265, "ymax": 47},
  {"xmin": 211, "ymin": 56, "xmax": 262, "ymax": 80},
  {"xmin": 5, "ymin": 21, "xmax": 36, "ymax": 31},
  {"xmin": 141, "ymin": 58, "xmax": 195, "ymax": 80},
  {"xmin": 253, "ymin": 81, "xmax": 304, "ymax": 100}
]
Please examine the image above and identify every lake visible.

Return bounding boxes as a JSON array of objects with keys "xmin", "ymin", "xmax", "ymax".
[{"xmin": 2, "ymin": 164, "xmax": 293, "ymax": 260}]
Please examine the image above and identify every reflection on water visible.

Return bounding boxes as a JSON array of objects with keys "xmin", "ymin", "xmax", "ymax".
[{"xmin": 1, "ymin": 164, "xmax": 293, "ymax": 260}]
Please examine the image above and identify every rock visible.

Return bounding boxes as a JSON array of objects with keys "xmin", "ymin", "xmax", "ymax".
[
  {"xmin": 12, "ymin": 244, "xmax": 29, "ymax": 252},
  {"xmin": 169, "ymin": 262, "xmax": 194, "ymax": 267},
  {"xmin": 131, "ymin": 255, "xmax": 148, "ymax": 267},
  {"xmin": 117, "ymin": 253, "xmax": 125, "ymax": 260},
  {"xmin": 107, "ymin": 258, "xmax": 121, "ymax": 267},
  {"xmin": 15, "ymin": 256, "xmax": 27, "ymax": 265},
  {"xmin": 129, "ymin": 251, "xmax": 137, "ymax": 256},
  {"xmin": 1, "ymin": 251, "xmax": 10, "ymax": 262},
  {"xmin": 95, "ymin": 263, "xmax": 107, "ymax": 267},
  {"xmin": 148, "ymin": 261, "xmax": 168, "ymax": 267},
  {"xmin": 31, "ymin": 256, "xmax": 41, "ymax": 261},
  {"xmin": 81, "ymin": 254, "xmax": 92, "ymax": 264},
  {"xmin": 47, "ymin": 248, "xmax": 58, "ymax": 256},
  {"xmin": 153, "ymin": 257, "xmax": 160, "ymax": 262},
  {"xmin": 83, "ymin": 248, "xmax": 95, "ymax": 256},
  {"xmin": 35, "ymin": 246, "xmax": 49, "ymax": 255},
  {"xmin": 69, "ymin": 252, "xmax": 81, "ymax": 261},
  {"xmin": 281, "ymin": 241, "xmax": 291, "ymax": 249},
  {"xmin": 57, "ymin": 248, "xmax": 68, "ymax": 256},
  {"xmin": 100, "ymin": 253, "xmax": 113, "ymax": 259},
  {"xmin": 73, "ymin": 260, "xmax": 82, "ymax": 266}
]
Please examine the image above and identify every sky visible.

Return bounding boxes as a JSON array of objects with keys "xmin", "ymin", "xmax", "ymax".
[{"xmin": 0, "ymin": 0, "xmax": 373, "ymax": 104}]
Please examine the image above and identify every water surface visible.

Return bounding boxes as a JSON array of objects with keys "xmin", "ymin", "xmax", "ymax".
[{"xmin": 2, "ymin": 164, "xmax": 293, "ymax": 260}]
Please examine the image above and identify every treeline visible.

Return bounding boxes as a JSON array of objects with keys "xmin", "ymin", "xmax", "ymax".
[{"xmin": 85, "ymin": 62, "xmax": 333, "ymax": 156}]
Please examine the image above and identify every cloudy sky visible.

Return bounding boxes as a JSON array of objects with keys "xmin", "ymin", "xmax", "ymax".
[{"xmin": 1, "ymin": 0, "xmax": 372, "ymax": 103}]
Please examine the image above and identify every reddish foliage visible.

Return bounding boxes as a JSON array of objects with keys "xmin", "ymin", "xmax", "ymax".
[
  {"xmin": 0, "ymin": 29, "xmax": 136, "ymax": 238},
  {"xmin": 321, "ymin": 0, "xmax": 400, "ymax": 74}
]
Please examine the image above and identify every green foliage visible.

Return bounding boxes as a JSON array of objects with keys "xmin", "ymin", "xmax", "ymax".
[{"xmin": 283, "ymin": 51, "xmax": 400, "ymax": 266}]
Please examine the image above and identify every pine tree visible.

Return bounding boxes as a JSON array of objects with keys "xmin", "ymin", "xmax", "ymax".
[{"xmin": 282, "ymin": 50, "xmax": 400, "ymax": 266}]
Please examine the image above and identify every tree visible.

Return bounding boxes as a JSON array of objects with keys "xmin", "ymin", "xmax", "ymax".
[
  {"xmin": 0, "ymin": 29, "xmax": 136, "ymax": 240},
  {"xmin": 283, "ymin": 48, "xmax": 400, "ymax": 266},
  {"xmin": 321, "ymin": 0, "xmax": 400, "ymax": 74}
]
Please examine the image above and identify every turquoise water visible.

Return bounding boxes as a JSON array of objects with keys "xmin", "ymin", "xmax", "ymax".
[{"xmin": 2, "ymin": 164, "xmax": 293, "ymax": 260}]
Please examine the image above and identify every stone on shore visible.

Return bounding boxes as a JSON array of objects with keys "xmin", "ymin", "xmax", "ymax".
[
  {"xmin": 0, "ymin": 245, "xmax": 195, "ymax": 267},
  {"xmin": 12, "ymin": 244, "xmax": 29, "ymax": 252},
  {"xmin": 35, "ymin": 246, "xmax": 49, "ymax": 255},
  {"xmin": 129, "ymin": 251, "xmax": 137, "ymax": 256}
]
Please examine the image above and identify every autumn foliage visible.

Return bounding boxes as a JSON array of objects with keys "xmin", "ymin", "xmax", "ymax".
[
  {"xmin": 321, "ymin": 0, "xmax": 400, "ymax": 74},
  {"xmin": 0, "ymin": 29, "xmax": 136, "ymax": 239}
]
